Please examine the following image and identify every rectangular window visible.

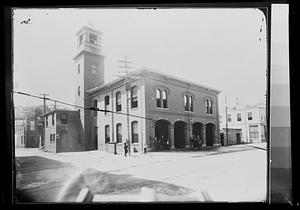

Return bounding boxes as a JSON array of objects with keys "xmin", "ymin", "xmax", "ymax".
[
  {"xmin": 249, "ymin": 125, "xmax": 259, "ymax": 139},
  {"xmin": 248, "ymin": 112, "xmax": 253, "ymax": 120},
  {"xmin": 50, "ymin": 134, "xmax": 52, "ymax": 142},
  {"xmin": 93, "ymin": 100, "xmax": 98, "ymax": 117},
  {"xmin": 237, "ymin": 113, "xmax": 242, "ymax": 121},
  {"xmin": 228, "ymin": 114, "xmax": 231, "ymax": 122},
  {"xmin": 79, "ymin": 34, "xmax": 83, "ymax": 46},
  {"xmin": 46, "ymin": 116, "xmax": 48, "ymax": 127},
  {"xmin": 78, "ymin": 86, "xmax": 80, "ymax": 96},
  {"xmin": 131, "ymin": 121, "xmax": 138, "ymax": 143},
  {"xmin": 78, "ymin": 64, "xmax": 80, "ymax": 74}
]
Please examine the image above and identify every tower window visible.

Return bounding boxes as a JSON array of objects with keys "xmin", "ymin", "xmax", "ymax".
[
  {"xmin": 89, "ymin": 33, "xmax": 97, "ymax": 44},
  {"xmin": 93, "ymin": 100, "xmax": 98, "ymax": 117},
  {"xmin": 228, "ymin": 114, "xmax": 231, "ymax": 122},
  {"xmin": 248, "ymin": 112, "xmax": 253, "ymax": 120},
  {"xmin": 91, "ymin": 64, "xmax": 97, "ymax": 74},
  {"xmin": 237, "ymin": 113, "xmax": 242, "ymax": 121},
  {"xmin": 104, "ymin": 95, "xmax": 109, "ymax": 114},
  {"xmin": 79, "ymin": 34, "xmax": 83, "ymax": 46},
  {"xmin": 116, "ymin": 91, "xmax": 122, "ymax": 112},
  {"xmin": 131, "ymin": 86, "xmax": 138, "ymax": 108},
  {"xmin": 78, "ymin": 86, "xmax": 80, "ymax": 96}
]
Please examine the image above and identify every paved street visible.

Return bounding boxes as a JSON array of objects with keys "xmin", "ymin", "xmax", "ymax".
[{"xmin": 15, "ymin": 143, "xmax": 267, "ymax": 203}]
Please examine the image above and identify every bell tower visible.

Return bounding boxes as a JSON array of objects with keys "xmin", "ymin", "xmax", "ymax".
[{"xmin": 73, "ymin": 25, "xmax": 105, "ymax": 149}]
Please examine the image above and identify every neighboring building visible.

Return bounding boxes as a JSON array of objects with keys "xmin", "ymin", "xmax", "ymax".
[
  {"xmin": 14, "ymin": 106, "xmax": 25, "ymax": 148},
  {"xmin": 23, "ymin": 106, "xmax": 45, "ymax": 148},
  {"xmin": 220, "ymin": 128, "xmax": 242, "ymax": 146},
  {"xmin": 73, "ymin": 25, "xmax": 221, "ymax": 154},
  {"xmin": 15, "ymin": 119, "xmax": 25, "ymax": 148},
  {"xmin": 44, "ymin": 110, "xmax": 85, "ymax": 153},
  {"xmin": 219, "ymin": 103, "xmax": 267, "ymax": 143}
]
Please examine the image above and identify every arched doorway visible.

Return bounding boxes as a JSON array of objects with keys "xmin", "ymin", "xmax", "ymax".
[
  {"xmin": 174, "ymin": 121, "xmax": 186, "ymax": 149},
  {"xmin": 155, "ymin": 120, "xmax": 171, "ymax": 150},
  {"xmin": 206, "ymin": 123, "xmax": 215, "ymax": 146},
  {"xmin": 192, "ymin": 122, "xmax": 203, "ymax": 138},
  {"xmin": 155, "ymin": 120, "xmax": 170, "ymax": 140}
]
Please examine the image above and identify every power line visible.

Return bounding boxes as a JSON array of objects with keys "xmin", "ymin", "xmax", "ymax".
[{"xmin": 13, "ymin": 90, "xmax": 205, "ymax": 134}]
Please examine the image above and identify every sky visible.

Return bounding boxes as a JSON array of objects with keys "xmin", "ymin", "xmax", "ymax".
[{"xmin": 13, "ymin": 8, "xmax": 267, "ymax": 112}]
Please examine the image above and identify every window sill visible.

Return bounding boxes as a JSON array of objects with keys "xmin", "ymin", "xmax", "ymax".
[
  {"xmin": 131, "ymin": 107, "xmax": 139, "ymax": 111},
  {"xmin": 156, "ymin": 107, "xmax": 168, "ymax": 110}
]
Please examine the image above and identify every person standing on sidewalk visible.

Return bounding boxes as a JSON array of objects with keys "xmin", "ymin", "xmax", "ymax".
[
  {"xmin": 124, "ymin": 139, "xmax": 128, "ymax": 157},
  {"xmin": 143, "ymin": 142, "xmax": 147, "ymax": 154}
]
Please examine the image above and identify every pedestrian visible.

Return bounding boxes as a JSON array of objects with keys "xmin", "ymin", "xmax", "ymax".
[
  {"xmin": 197, "ymin": 135, "xmax": 201, "ymax": 150},
  {"xmin": 143, "ymin": 142, "xmax": 147, "ymax": 154},
  {"xmin": 124, "ymin": 139, "xmax": 128, "ymax": 157}
]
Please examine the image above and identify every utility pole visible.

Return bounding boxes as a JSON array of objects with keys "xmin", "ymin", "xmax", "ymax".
[
  {"xmin": 117, "ymin": 56, "xmax": 133, "ymax": 155},
  {"xmin": 225, "ymin": 96, "xmax": 228, "ymax": 146},
  {"xmin": 40, "ymin": 93, "xmax": 49, "ymax": 147}
]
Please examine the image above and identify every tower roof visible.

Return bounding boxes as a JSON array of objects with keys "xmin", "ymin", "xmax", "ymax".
[{"xmin": 76, "ymin": 25, "xmax": 102, "ymax": 36}]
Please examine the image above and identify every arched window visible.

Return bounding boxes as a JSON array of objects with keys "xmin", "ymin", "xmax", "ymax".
[
  {"xmin": 205, "ymin": 99, "xmax": 213, "ymax": 114},
  {"xmin": 116, "ymin": 91, "xmax": 122, "ymax": 112},
  {"xmin": 162, "ymin": 90, "xmax": 168, "ymax": 108},
  {"xmin": 189, "ymin": 96, "xmax": 193, "ymax": 112},
  {"xmin": 116, "ymin": 123, "xmax": 122, "ymax": 143},
  {"xmin": 156, "ymin": 89, "xmax": 161, "ymax": 107},
  {"xmin": 131, "ymin": 86, "xmax": 138, "ymax": 108},
  {"xmin": 131, "ymin": 121, "xmax": 138, "ymax": 143},
  {"xmin": 184, "ymin": 95, "xmax": 189, "ymax": 111},
  {"xmin": 209, "ymin": 100, "xmax": 213, "ymax": 114},
  {"xmin": 104, "ymin": 95, "xmax": 109, "ymax": 114},
  {"xmin": 105, "ymin": 125, "xmax": 110, "ymax": 143}
]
